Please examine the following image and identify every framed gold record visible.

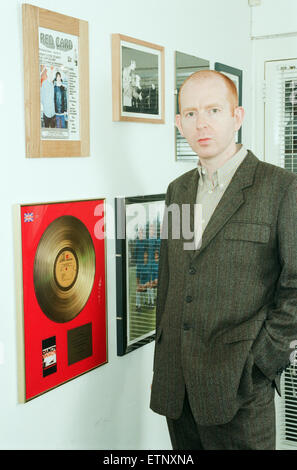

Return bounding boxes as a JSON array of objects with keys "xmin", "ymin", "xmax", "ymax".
[{"xmin": 15, "ymin": 199, "xmax": 107, "ymax": 402}]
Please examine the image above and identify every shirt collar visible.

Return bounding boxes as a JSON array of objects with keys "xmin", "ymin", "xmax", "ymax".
[{"xmin": 197, "ymin": 144, "xmax": 248, "ymax": 187}]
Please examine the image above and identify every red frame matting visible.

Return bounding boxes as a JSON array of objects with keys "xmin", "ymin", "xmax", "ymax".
[{"xmin": 20, "ymin": 199, "xmax": 107, "ymax": 401}]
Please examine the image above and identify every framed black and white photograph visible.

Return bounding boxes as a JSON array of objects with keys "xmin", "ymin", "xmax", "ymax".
[
  {"xmin": 215, "ymin": 62, "xmax": 243, "ymax": 144},
  {"xmin": 115, "ymin": 194, "xmax": 165, "ymax": 356},
  {"xmin": 112, "ymin": 34, "xmax": 165, "ymax": 123}
]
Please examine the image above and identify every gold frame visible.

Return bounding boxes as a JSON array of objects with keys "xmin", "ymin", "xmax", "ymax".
[
  {"xmin": 112, "ymin": 34, "xmax": 165, "ymax": 123},
  {"xmin": 22, "ymin": 4, "xmax": 90, "ymax": 158}
]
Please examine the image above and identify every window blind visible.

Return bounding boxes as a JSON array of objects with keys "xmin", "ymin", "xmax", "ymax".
[
  {"xmin": 265, "ymin": 58, "xmax": 297, "ymax": 448},
  {"xmin": 281, "ymin": 366, "xmax": 297, "ymax": 443},
  {"xmin": 279, "ymin": 64, "xmax": 297, "ymax": 173}
]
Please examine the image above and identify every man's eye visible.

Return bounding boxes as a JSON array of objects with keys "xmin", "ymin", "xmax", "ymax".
[
  {"xmin": 185, "ymin": 112, "xmax": 195, "ymax": 118},
  {"xmin": 210, "ymin": 108, "xmax": 220, "ymax": 114}
]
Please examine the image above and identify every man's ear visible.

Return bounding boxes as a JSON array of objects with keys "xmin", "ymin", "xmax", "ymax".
[
  {"xmin": 175, "ymin": 114, "xmax": 184, "ymax": 137},
  {"xmin": 234, "ymin": 106, "xmax": 245, "ymax": 132}
]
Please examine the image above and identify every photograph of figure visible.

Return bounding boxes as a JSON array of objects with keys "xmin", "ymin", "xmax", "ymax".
[
  {"xmin": 122, "ymin": 45, "xmax": 159, "ymax": 116},
  {"xmin": 40, "ymin": 65, "xmax": 56, "ymax": 128},
  {"xmin": 40, "ymin": 66, "xmax": 68, "ymax": 131},
  {"xmin": 123, "ymin": 199, "xmax": 164, "ymax": 348},
  {"xmin": 128, "ymin": 220, "xmax": 161, "ymax": 341},
  {"xmin": 53, "ymin": 71, "xmax": 68, "ymax": 129},
  {"xmin": 135, "ymin": 248, "xmax": 152, "ymax": 312}
]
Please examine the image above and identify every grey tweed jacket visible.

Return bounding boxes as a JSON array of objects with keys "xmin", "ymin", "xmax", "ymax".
[{"xmin": 150, "ymin": 150, "xmax": 297, "ymax": 426}]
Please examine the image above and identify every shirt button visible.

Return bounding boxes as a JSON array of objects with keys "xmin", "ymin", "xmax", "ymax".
[
  {"xmin": 189, "ymin": 267, "xmax": 196, "ymax": 275},
  {"xmin": 186, "ymin": 295, "xmax": 193, "ymax": 303},
  {"xmin": 220, "ymin": 183, "xmax": 224, "ymax": 188}
]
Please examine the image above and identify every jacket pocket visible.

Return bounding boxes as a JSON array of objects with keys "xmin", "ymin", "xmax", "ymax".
[
  {"xmin": 223, "ymin": 319, "xmax": 263, "ymax": 344},
  {"xmin": 224, "ymin": 222, "xmax": 270, "ymax": 243}
]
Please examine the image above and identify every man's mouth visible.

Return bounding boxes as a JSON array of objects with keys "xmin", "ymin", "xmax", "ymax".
[{"xmin": 198, "ymin": 138, "xmax": 211, "ymax": 143}]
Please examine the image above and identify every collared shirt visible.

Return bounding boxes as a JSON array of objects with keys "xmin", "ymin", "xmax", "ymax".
[{"xmin": 194, "ymin": 144, "xmax": 248, "ymax": 249}]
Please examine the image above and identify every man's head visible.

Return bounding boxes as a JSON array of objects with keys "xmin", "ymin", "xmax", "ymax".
[
  {"xmin": 143, "ymin": 250, "xmax": 148, "ymax": 263},
  {"xmin": 176, "ymin": 70, "xmax": 244, "ymax": 161},
  {"xmin": 138, "ymin": 226, "xmax": 144, "ymax": 239},
  {"xmin": 55, "ymin": 71, "xmax": 62, "ymax": 83}
]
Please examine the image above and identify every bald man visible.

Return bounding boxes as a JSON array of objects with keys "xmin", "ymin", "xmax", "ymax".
[{"xmin": 150, "ymin": 70, "xmax": 297, "ymax": 450}]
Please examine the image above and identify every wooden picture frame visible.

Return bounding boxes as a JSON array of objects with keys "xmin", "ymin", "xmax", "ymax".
[
  {"xmin": 112, "ymin": 34, "xmax": 165, "ymax": 123},
  {"xmin": 214, "ymin": 62, "xmax": 243, "ymax": 144},
  {"xmin": 115, "ymin": 194, "xmax": 165, "ymax": 356},
  {"xmin": 22, "ymin": 4, "xmax": 90, "ymax": 158}
]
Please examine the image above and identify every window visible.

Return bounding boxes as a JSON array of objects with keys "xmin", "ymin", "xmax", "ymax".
[
  {"xmin": 265, "ymin": 58, "xmax": 297, "ymax": 447},
  {"xmin": 265, "ymin": 59, "xmax": 297, "ymax": 173}
]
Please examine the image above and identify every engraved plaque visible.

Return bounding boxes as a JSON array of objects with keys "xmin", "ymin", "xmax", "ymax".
[{"xmin": 67, "ymin": 323, "xmax": 93, "ymax": 365}]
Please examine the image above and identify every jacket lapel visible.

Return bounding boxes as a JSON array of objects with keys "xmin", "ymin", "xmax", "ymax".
[
  {"xmin": 177, "ymin": 169, "xmax": 199, "ymax": 255},
  {"xmin": 183, "ymin": 151, "xmax": 259, "ymax": 261}
]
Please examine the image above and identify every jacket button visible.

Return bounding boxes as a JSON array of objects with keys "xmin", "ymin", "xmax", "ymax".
[
  {"xmin": 189, "ymin": 267, "xmax": 196, "ymax": 275},
  {"xmin": 186, "ymin": 295, "xmax": 193, "ymax": 303},
  {"xmin": 183, "ymin": 323, "xmax": 191, "ymax": 330}
]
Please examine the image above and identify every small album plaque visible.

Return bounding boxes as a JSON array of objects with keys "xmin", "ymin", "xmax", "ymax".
[{"xmin": 68, "ymin": 323, "xmax": 93, "ymax": 366}]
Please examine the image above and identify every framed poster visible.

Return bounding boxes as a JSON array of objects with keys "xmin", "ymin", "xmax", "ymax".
[
  {"xmin": 214, "ymin": 62, "xmax": 243, "ymax": 144},
  {"xmin": 22, "ymin": 4, "xmax": 90, "ymax": 157},
  {"xmin": 112, "ymin": 34, "xmax": 165, "ymax": 123},
  {"xmin": 115, "ymin": 194, "xmax": 165, "ymax": 355},
  {"xmin": 14, "ymin": 199, "xmax": 107, "ymax": 402},
  {"xmin": 175, "ymin": 51, "xmax": 210, "ymax": 161}
]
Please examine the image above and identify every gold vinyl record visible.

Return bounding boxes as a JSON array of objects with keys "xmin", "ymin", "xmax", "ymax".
[{"xmin": 33, "ymin": 215, "xmax": 96, "ymax": 323}]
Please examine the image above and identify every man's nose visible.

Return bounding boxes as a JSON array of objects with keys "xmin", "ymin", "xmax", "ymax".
[{"xmin": 195, "ymin": 113, "xmax": 208, "ymax": 129}]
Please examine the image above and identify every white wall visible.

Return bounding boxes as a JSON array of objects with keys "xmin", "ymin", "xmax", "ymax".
[
  {"xmin": 251, "ymin": 0, "xmax": 297, "ymax": 38},
  {"xmin": 0, "ymin": 0, "xmax": 252, "ymax": 449}
]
